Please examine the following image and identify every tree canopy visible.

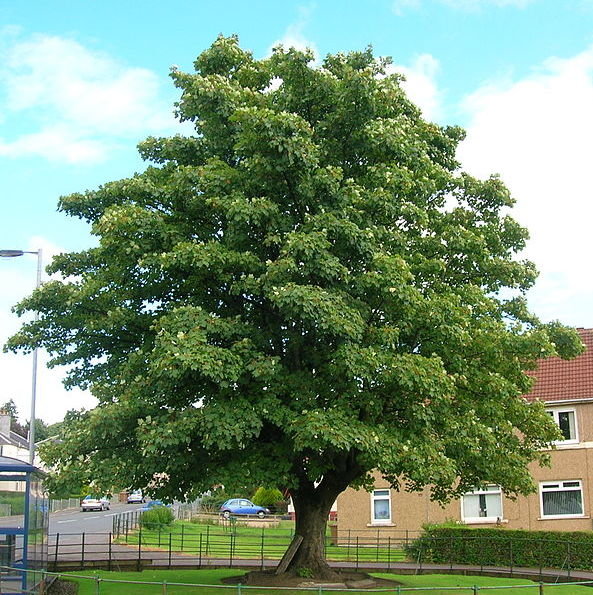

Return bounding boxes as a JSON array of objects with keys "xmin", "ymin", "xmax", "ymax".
[{"xmin": 6, "ymin": 36, "xmax": 583, "ymax": 576}]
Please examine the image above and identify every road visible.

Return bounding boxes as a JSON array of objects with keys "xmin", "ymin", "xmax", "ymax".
[{"xmin": 50, "ymin": 501, "xmax": 145, "ymax": 535}]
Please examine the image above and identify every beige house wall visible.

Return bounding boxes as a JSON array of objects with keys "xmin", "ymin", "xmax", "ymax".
[{"xmin": 337, "ymin": 401, "xmax": 593, "ymax": 540}]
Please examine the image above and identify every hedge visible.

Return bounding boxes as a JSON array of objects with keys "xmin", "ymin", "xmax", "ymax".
[{"xmin": 406, "ymin": 526, "xmax": 593, "ymax": 571}]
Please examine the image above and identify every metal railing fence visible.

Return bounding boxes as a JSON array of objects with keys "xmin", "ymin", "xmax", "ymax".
[
  {"xmin": 46, "ymin": 528, "xmax": 593, "ymax": 581},
  {"xmin": 49, "ymin": 497, "xmax": 82, "ymax": 513},
  {"xmin": 49, "ymin": 527, "xmax": 409, "ymax": 572},
  {"xmin": 5, "ymin": 566, "xmax": 593, "ymax": 593}
]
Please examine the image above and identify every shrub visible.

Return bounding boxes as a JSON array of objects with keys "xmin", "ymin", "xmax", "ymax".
[
  {"xmin": 406, "ymin": 525, "xmax": 593, "ymax": 571},
  {"xmin": 199, "ymin": 491, "xmax": 230, "ymax": 512},
  {"xmin": 272, "ymin": 499, "xmax": 288, "ymax": 514},
  {"xmin": 252, "ymin": 487, "xmax": 285, "ymax": 511},
  {"xmin": 140, "ymin": 506, "xmax": 174, "ymax": 530}
]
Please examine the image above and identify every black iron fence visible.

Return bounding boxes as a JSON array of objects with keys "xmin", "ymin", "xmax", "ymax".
[
  {"xmin": 112, "ymin": 509, "xmax": 142, "ymax": 536},
  {"xmin": 49, "ymin": 525, "xmax": 411, "ymax": 572},
  {"xmin": 48, "ymin": 524, "xmax": 593, "ymax": 582}
]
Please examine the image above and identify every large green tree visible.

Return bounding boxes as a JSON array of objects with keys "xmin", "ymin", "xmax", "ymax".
[{"xmin": 7, "ymin": 36, "xmax": 582, "ymax": 577}]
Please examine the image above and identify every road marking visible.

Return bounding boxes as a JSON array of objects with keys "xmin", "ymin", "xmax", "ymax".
[{"xmin": 56, "ymin": 519, "xmax": 76, "ymax": 524}]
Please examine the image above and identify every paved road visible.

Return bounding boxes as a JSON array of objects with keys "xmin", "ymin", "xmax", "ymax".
[{"xmin": 50, "ymin": 502, "xmax": 144, "ymax": 535}]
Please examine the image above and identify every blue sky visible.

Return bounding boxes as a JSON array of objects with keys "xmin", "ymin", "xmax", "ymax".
[{"xmin": 1, "ymin": 0, "xmax": 593, "ymax": 423}]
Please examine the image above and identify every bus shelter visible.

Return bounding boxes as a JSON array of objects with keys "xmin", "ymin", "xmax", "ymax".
[{"xmin": 0, "ymin": 456, "xmax": 47, "ymax": 594}]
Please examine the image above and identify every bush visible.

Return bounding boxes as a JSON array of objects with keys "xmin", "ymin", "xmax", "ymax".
[
  {"xmin": 272, "ymin": 499, "xmax": 288, "ymax": 514},
  {"xmin": 252, "ymin": 487, "xmax": 285, "ymax": 511},
  {"xmin": 406, "ymin": 525, "xmax": 593, "ymax": 571},
  {"xmin": 140, "ymin": 506, "xmax": 174, "ymax": 530},
  {"xmin": 199, "ymin": 491, "xmax": 230, "ymax": 512}
]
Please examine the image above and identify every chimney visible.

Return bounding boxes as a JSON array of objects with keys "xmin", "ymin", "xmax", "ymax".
[{"xmin": 0, "ymin": 412, "xmax": 11, "ymax": 436}]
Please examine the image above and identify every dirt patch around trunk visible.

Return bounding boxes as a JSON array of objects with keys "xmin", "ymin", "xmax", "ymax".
[{"xmin": 222, "ymin": 570, "xmax": 402, "ymax": 589}]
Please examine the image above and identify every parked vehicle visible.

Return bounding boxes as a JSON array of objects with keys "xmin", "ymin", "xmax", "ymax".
[
  {"xmin": 127, "ymin": 490, "xmax": 145, "ymax": 504},
  {"xmin": 219, "ymin": 498, "xmax": 270, "ymax": 518},
  {"xmin": 81, "ymin": 495, "xmax": 110, "ymax": 512}
]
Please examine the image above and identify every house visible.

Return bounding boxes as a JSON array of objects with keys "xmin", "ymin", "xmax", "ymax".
[
  {"xmin": 0, "ymin": 412, "xmax": 30, "ymax": 462},
  {"xmin": 0, "ymin": 412, "xmax": 33, "ymax": 496},
  {"xmin": 336, "ymin": 327, "xmax": 593, "ymax": 539}
]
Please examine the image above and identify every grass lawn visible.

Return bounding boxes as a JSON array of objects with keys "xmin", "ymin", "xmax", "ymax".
[
  {"xmin": 60, "ymin": 569, "xmax": 593, "ymax": 594},
  {"xmin": 116, "ymin": 519, "xmax": 407, "ymax": 563}
]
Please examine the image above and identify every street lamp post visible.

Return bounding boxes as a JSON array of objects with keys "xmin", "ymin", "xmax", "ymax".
[{"xmin": 0, "ymin": 249, "xmax": 43, "ymax": 465}]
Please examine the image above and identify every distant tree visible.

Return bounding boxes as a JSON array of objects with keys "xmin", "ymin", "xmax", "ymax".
[
  {"xmin": 0, "ymin": 399, "xmax": 27, "ymax": 438},
  {"xmin": 252, "ymin": 487, "xmax": 285, "ymax": 510},
  {"xmin": 38, "ymin": 409, "xmax": 91, "ymax": 497},
  {"xmin": 0, "ymin": 399, "xmax": 19, "ymax": 419},
  {"xmin": 45, "ymin": 408, "xmax": 85, "ymax": 439},
  {"xmin": 6, "ymin": 36, "xmax": 583, "ymax": 578},
  {"xmin": 24, "ymin": 418, "xmax": 51, "ymax": 443}
]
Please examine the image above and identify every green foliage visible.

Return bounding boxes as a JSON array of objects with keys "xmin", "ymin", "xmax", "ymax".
[
  {"xmin": 5, "ymin": 34, "xmax": 585, "ymax": 570},
  {"xmin": 0, "ymin": 400, "xmax": 18, "ymax": 419},
  {"xmin": 140, "ymin": 506, "xmax": 174, "ymax": 530},
  {"xmin": 25, "ymin": 418, "xmax": 51, "ymax": 442},
  {"xmin": 0, "ymin": 491, "xmax": 25, "ymax": 516},
  {"xmin": 252, "ymin": 487, "xmax": 284, "ymax": 507},
  {"xmin": 296, "ymin": 567, "xmax": 314, "ymax": 578},
  {"xmin": 0, "ymin": 399, "xmax": 27, "ymax": 437},
  {"xmin": 407, "ymin": 526, "xmax": 593, "ymax": 571},
  {"xmin": 199, "ymin": 490, "xmax": 231, "ymax": 512}
]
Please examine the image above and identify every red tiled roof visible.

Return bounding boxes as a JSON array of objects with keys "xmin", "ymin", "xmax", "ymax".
[{"xmin": 525, "ymin": 328, "xmax": 593, "ymax": 403}]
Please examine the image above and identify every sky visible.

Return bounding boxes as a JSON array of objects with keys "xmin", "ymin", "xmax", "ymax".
[{"xmin": 1, "ymin": 0, "xmax": 593, "ymax": 424}]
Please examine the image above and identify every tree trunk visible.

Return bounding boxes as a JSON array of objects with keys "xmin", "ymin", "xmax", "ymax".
[{"xmin": 277, "ymin": 480, "xmax": 342, "ymax": 579}]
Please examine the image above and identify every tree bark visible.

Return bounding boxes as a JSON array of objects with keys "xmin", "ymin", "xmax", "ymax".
[{"xmin": 277, "ymin": 476, "xmax": 344, "ymax": 579}]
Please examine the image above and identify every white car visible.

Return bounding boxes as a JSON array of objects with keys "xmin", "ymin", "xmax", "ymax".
[
  {"xmin": 81, "ymin": 495, "xmax": 110, "ymax": 512},
  {"xmin": 127, "ymin": 490, "xmax": 145, "ymax": 504}
]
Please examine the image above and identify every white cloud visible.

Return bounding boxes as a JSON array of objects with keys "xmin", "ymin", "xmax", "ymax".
[
  {"xmin": 393, "ymin": 0, "xmax": 532, "ymax": 12},
  {"xmin": 268, "ymin": 5, "xmax": 318, "ymax": 60},
  {"xmin": 392, "ymin": 0, "xmax": 421, "ymax": 13},
  {"xmin": 390, "ymin": 54, "xmax": 443, "ymax": 121},
  {"xmin": 0, "ymin": 32, "xmax": 178, "ymax": 164},
  {"xmin": 458, "ymin": 46, "xmax": 593, "ymax": 327},
  {"xmin": 0, "ymin": 237, "xmax": 97, "ymax": 424},
  {"xmin": 0, "ymin": 125, "xmax": 107, "ymax": 163}
]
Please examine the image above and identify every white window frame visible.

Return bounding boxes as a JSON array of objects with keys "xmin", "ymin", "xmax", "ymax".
[
  {"xmin": 461, "ymin": 485, "xmax": 503, "ymax": 524},
  {"xmin": 371, "ymin": 489, "xmax": 392, "ymax": 525},
  {"xmin": 547, "ymin": 408, "xmax": 578, "ymax": 444},
  {"xmin": 539, "ymin": 480, "xmax": 584, "ymax": 519}
]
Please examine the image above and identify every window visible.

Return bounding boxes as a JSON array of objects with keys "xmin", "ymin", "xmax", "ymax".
[
  {"xmin": 540, "ymin": 480, "xmax": 584, "ymax": 518},
  {"xmin": 462, "ymin": 485, "xmax": 503, "ymax": 523},
  {"xmin": 547, "ymin": 408, "xmax": 578, "ymax": 443},
  {"xmin": 371, "ymin": 489, "xmax": 391, "ymax": 524}
]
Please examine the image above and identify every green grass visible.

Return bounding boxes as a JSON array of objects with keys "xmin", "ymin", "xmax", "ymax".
[
  {"xmin": 115, "ymin": 519, "xmax": 407, "ymax": 563},
  {"xmin": 59, "ymin": 569, "xmax": 239, "ymax": 595},
  {"xmin": 59, "ymin": 569, "xmax": 593, "ymax": 594}
]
